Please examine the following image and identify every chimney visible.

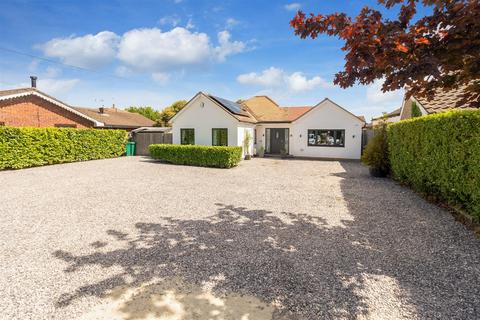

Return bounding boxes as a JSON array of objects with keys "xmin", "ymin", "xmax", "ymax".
[
  {"xmin": 30, "ymin": 76, "xmax": 37, "ymax": 88},
  {"xmin": 99, "ymin": 107, "xmax": 105, "ymax": 114}
]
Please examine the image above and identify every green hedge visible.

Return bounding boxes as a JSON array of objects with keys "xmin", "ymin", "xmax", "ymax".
[
  {"xmin": 0, "ymin": 127, "xmax": 127, "ymax": 170},
  {"xmin": 388, "ymin": 110, "xmax": 480, "ymax": 220},
  {"xmin": 149, "ymin": 144, "xmax": 242, "ymax": 168}
]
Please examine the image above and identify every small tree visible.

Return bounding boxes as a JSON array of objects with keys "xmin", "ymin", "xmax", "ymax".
[
  {"xmin": 158, "ymin": 100, "xmax": 188, "ymax": 126},
  {"xmin": 411, "ymin": 102, "xmax": 422, "ymax": 118},
  {"xmin": 361, "ymin": 119, "xmax": 390, "ymax": 177},
  {"xmin": 125, "ymin": 106, "xmax": 160, "ymax": 122}
]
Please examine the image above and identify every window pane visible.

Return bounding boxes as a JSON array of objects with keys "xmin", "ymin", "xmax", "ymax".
[
  {"xmin": 307, "ymin": 129, "xmax": 345, "ymax": 147},
  {"xmin": 212, "ymin": 128, "xmax": 228, "ymax": 146},
  {"xmin": 181, "ymin": 129, "xmax": 195, "ymax": 145}
]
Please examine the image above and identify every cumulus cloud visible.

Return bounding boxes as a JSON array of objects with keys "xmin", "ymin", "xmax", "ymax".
[
  {"xmin": 39, "ymin": 27, "xmax": 247, "ymax": 81},
  {"xmin": 284, "ymin": 3, "xmax": 301, "ymax": 11},
  {"xmin": 237, "ymin": 67, "xmax": 331, "ymax": 92},
  {"xmin": 40, "ymin": 31, "xmax": 120, "ymax": 68},
  {"xmin": 117, "ymin": 27, "xmax": 211, "ymax": 71},
  {"xmin": 214, "ymin": 31, "xmax": 246, "ymax": 62},
  {"xmin": 237, "ymin": 67, "xmax": 285, "ymax": 87},
  {"xmin": 117, "ymin": 28, "xmax": 245, "ymax": 71}
]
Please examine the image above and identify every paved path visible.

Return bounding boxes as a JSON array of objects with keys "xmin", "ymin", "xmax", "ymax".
[{"xmin": 1, "ymin": 157, "xmax": 479, "ymax": 319}]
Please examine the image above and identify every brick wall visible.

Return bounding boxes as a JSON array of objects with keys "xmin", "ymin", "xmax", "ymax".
[{"xmin": 0, "ymin": 95, "xmax": 94, "ymax": 128}]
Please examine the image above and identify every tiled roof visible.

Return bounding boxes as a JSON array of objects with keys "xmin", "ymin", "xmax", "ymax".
[
  {"xmin": 241, "ymin": 96, "xmax": 312, "ymax": 122},
  {"xmin": 0, "ymin": 88, "xmax": 33, "ymax": 97},
  {"xmin": 73, "ymin": 107, "xmax": 156, "ymax": 128},
  {"xmin": 241, "ymin": 96, "xmax": 364, "ymax": 123},
  {"xmin": 415, "ymin": 84, "xmax": 475, "ymax": 114},
  {"xmin": 0, "ymin": 87, "xmax": 155, "ymax": 128}
]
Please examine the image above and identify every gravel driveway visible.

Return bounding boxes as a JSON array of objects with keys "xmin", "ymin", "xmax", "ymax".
[{"xmin": 1, "ymin": 157, "xmax": 479, "ymax": 319}]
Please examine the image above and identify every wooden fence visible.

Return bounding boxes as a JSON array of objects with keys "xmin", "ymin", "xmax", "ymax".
[{"xmin": 132, "ymin": 131, "xmax": 172, "ymax": 156}]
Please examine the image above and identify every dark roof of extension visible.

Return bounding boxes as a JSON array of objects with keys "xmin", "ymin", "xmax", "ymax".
[{"xmin": 73, "ymin": 107, "xmax": 155, "ymax": 128}]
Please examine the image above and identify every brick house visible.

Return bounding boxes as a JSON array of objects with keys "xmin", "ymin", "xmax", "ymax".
[{"xmin": 0, "ymin": 77, "xmax": 155, "ymax": 130}]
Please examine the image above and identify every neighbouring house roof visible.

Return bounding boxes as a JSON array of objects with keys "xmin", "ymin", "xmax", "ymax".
[
  {"xmin": 414, "ymin": 84, "xmax": 475, "ymax": 114},
  {"xmin": 0, "ymin": 87, "xmax": 102, "ymax": 126},
  {"xmin": 0, "ymin": 87, "xmax": 156, "ymax": 129},
  {"xmin": 372, "ymin": 107, "xmax": 401, "ymax": 120},
  {"xmin": 73, "ymin": 107, "xmax": 156, "ymax": 129}
]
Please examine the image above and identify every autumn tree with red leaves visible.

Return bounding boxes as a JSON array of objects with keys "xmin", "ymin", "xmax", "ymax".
[{"xmin": 290, "ymin": 0, "xmax": 480, "ymax": 107}]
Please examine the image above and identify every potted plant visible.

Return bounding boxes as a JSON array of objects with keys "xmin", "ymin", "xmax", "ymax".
[
  {"xmin": 280, "ymin": 147, "xmax": 288, "ymax": 159},
  {"xmin": 258, "ymin": 145, "xmax": 265, "ymax": 158},
  {"xmin": 243, "ymin": 131, "xmax": 252, "ymax": 160},
  {"xmin": 361, "ymin": 119, "xmax": 389, "ymax": 177}
]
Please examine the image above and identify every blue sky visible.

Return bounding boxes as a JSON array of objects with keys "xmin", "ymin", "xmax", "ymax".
[{"xmin": 0, "ymin": 0, "xmax": 418, "ymax": 120}]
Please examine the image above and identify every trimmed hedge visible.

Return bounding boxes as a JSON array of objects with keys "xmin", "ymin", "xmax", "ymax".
[
  {"xmin": 0, "ymin": 127, "xmax": 127, "ymax": 170},
  {"xmin": 149, "ymin": 144, "xmax": 242, "ymax": 168},
  {"xmin": 388, "ymin": 110, "xmax": 480, "ymax": 220}
]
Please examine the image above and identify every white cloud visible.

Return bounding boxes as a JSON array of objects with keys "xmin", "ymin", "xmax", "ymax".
[
  {"xmin": 151, "ymin": 72, "xmax": 170, "ymax": 85},
  {"xmin": 366, "ymin": 79, "xmax": 404, "ymax": 105},
  {"xmin": 237, "ymin": 67, "xmax": 284, "ymax": 87},
  {"xmin": 237, "ymin": 67, "xmax": 331, "ymax": 92},
  {"xmin": 37, "ymin": 78, "xmax": 80, "ymax": 95},
  {"xmin": 214, "ymin": 31, "xmax": 246, "ymax": 62},
  {"xmin": 284, "ymin": 3, "xmax": 301, "ymax": 11},
  {"xmin": 39, "ymin": 27, "xmax": 247, "ymax": 80},
  {"xmin": 117, "ymin": 27, "xmax": 212, "ymax": 71},
  {"xmin": 40, "ymin": 31, "xmax": 120, "ymax": 68},
  {"xmin": 287, "ymin": 72, "xmax": 331, "ymax": 92},
  {"xmin": 118, "ymin": 28, "xmax": 246, "ymax": 71}
]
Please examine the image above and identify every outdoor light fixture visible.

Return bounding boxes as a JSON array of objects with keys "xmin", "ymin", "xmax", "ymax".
[{"xmin": 200, "ymin": 102, "xmax": 205, "ymax": 108}]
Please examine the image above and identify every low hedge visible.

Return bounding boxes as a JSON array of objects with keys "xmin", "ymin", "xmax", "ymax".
[
  {"xmin": 0, "ymin": 127, "xmax": 127, "ymax": 170},
  {"xmin": 149, "ymin": 144, "xmax": 242, "ymax": 168},
  {"xmin": 388, "ymin": 110, "xmax": 480, "ymax": 220}
]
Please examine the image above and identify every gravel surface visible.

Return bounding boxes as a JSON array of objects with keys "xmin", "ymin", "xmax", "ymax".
[{"xmin": 1, "ymin": 157, "xmax": 479, "ymax": 319}]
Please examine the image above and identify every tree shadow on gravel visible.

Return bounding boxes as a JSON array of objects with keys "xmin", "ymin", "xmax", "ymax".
[{"xmin": 52, "ymin": 162, "xmax": 480, "ymax": 319}]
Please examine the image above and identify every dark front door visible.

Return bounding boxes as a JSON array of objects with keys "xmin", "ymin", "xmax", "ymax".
[{"xmin": 268, "ymin": 128, "xmax": 289, "ymax": 154}]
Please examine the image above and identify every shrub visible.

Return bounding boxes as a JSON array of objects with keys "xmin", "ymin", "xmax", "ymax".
[
  {"xmin": 388, "ymin": 109, "xmax": 480, "ymax": 220},
  {"xmin": 149, "ymin": 144, "xmax": 242, "ymax": 168},
  {"xmin": 361, "ymin": 120, "xmax": 390, "ymax": 175},
  {"xmin": 0, "ymin": 127, "xmax": 127, "ymax": 170}
]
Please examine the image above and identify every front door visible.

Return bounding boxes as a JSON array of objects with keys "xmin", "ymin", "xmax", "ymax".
[{"xmin": 267, "ymin": 128, "xmax": 289, "ymax": 154}]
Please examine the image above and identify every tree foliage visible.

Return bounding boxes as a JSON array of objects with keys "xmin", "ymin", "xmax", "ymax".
[
  {"xmin": 291, "ymin": 0, "xmax": 480, "ymax": 108},
  {"xmin": 126, "ymin": 100, "xmax": 188, "ymax": 127},
  {"xmin": 158, "ymin": 100, "xmax": 188, "ymax": 127},
  {"xmin": 125, "ymin": 106, "xmax": 160, "ymax": 122}
]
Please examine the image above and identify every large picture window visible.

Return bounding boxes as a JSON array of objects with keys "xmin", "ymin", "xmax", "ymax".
[
  {"xmin": 212, "ymin": 128, "xmax": 228, "ymax": 146},
  {"xmin": 180, "ymin": 128, "xmax": 195, "ymax": 145},
  {"xmin": 308, "ymin": 129, "xmax": 345, "ymax": 147}
]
